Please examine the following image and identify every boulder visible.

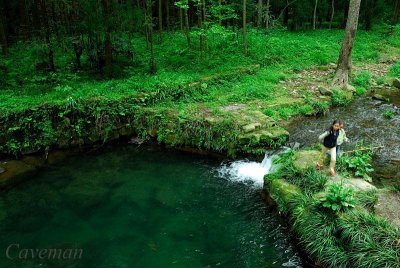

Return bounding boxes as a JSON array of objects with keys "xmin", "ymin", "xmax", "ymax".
[
  {"xmin": 242, "ymin": 123, "xmax": 261, "ymax": 133},
  {"xmin": 318, "ymin": 86, "xmax": 332, "ymax": 96},
  {"xmin": 293, "ymin": 150, "xmax": 320, "ymax": 170},
  {"xmin": 392, "ymin": 78, "xmax": 400, "ymax": 89},
  {"xmin": 372, "ymin": 94, "xmax": 388, "ymax": 102}
]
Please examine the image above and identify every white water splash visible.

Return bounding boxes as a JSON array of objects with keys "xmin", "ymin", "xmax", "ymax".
[{"xmin": 217, "ymin": 149, "xmax": 286, "ymax": 188}]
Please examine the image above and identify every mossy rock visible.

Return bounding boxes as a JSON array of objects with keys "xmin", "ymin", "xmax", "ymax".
[
  {"xmin": 267, "ymin": 179, "xmax": 302, "ymax": 211},
  {"xmin": 293, "ymin": 150, "xmax": 320, "ymax": 170}
]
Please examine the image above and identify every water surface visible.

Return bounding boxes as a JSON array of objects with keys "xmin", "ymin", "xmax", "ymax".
[{"xmin": 0, "ymin": 145, "xmax": 302, "ymax": 267}]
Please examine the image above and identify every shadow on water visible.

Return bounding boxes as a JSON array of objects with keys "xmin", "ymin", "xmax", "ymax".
[{"xmin": 286, "ymin": 96, "xmax": 400, "ymax": 185}]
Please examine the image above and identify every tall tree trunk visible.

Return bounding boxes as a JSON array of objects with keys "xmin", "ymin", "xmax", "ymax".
[
  {"xmin": 158, "ymin": 0, "xmax": 163, "ymax": 41},
  {"xmin": 393, "ymin": 0, "xmax": 400, "ymax": 24},
  {"xmin": 166, "ymin": 0, "xmax": 170, "ymax": 32},
  {"xmin": 257, "ymin": 0, "xmax": 263, "ymax": 28},
  {"xmin": 329, "ymin": 0, "xmax": 335, "ymax": 29},
  {"xmin": 184, "ymin": 7, "xmax": 191, "ymax": 49},
  {"xmin": 364, "ymin": 0, "xmax": 374, "ymax": 31},
  {"xmin": 313, "ymin": 0, "xmax": 318, "ymax": 30},
  {"xmin": 218, "ymin": 0, "xmax": 222, "ymax": 25},
  {"xmin": 203, "ymin": 0, "xmax": 208, "ymax": 52},
  {"xmin": 332, "ymin": 0, "xmax": 362, "ymax": 88},
  {"xmin": 40, "ymin": 0, "xmax": 55, "ymax": 71},
  {"xmin": 198, "ymin": 2, "xmax": 203, "ymax": 59},
  {"xmin": 102, "ymin": 0, "xmax": 112, "ymax": 76},
  {"xmin": 0, "ymin": 0, "xmax": 8, "ymax": 55},
  {"xmin": 265, "ymin": 0, "xmax": 270, "ymax": 29},
  {"xmin": 146, "ymin": 0, "xmax": 157, "ymax": 74},
  {"xmin": 243, "ymin": 0, "xmax": 247, "ymax": 55},
  {"xmin": 342, "ymin": 2, "xmax": 349, "ymax": 28},
  {"xmin": 179, "ymin": 8, "xmax": 183, "ymax": 31}
]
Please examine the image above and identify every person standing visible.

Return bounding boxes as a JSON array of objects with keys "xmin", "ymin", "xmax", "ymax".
[
  {"xmin": 316, "ymin": 120, "xmax": 341, "ymax": 176},
  {"xmin": 336, "ymin": 120, "xmax": 350, "ymax": 157}
]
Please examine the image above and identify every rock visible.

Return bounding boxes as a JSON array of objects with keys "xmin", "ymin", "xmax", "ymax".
[
  {"xmin": 392, "ymin": 78, "xmax": 400, "ymax": 89},
  {"xmin": 0, "ymin": 167, "xmax": 5, "ymax": 174},
  {"xmin": 372, "ymin": 94, "xmax": 388, "ymax": 101},
  {"xmin": 266, "ymin": 179, "xmax": 302, "ymax": 210},
  {"xmin": 293, "ymin": 142, "xmax": 301, "ymax": 150},
  {"xmin": 345, "ymin": 84, "xmax": 356, "ymax": 93},
  {"xmin": 329, "ymin": 62, "xmax": 337, "ymax": 68},
  {"xmin": 242, "ymin": 123, "xmax": 261, "ymax": 133},
  {"xmin": 293, "ymin": 150, "xmax": 320, "ymax": 170},
  {"xmin": 318, "ymin": 86, "xmax": 332, "ymax": 96}
]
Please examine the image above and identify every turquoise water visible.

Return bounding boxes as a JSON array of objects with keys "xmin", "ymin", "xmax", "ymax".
[{"xmin": 0, "ymin": 146, "xmax": 302, "ymax": 267}]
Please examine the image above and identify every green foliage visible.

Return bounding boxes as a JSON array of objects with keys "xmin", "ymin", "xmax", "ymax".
[
  {"xmin": 383, "ymin": 110, "xmax": 395, "ymax": 119},
  {"xmin": 354, "ymin": 86, "xmax": 367, "ymax": 96},
  {"xmin": 340, "ymin": 146, "xmax": 374, "ymax": 181},
  {"xmin": 299, "ymin": 104, "xmax": 314, "ymax": 115},
  {"xmin": 331, "ymin": 88, "xmax": 352, "ymax": 106},
  {"xmin": 389, "ymin": 61, "xmax": 400, "ymax": 78},
  {"xmin": 353, "ymin": 71, "xmax": 371, "ymax": 88},
  {"xmin": 320, "ymin": 183, "xmax": 356, "ymax": 212},
  {"xmin": 270, "ymin": 151, "xmax": 328, "ymax": 195}
]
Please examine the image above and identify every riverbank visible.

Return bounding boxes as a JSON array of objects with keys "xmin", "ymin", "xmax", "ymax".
[{"xmin": 263, "ymin": 149, "xmax": 400, "ymax": 268}]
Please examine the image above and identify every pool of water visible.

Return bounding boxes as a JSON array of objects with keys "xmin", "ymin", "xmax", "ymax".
[{"xmin": 0, "ymin": 145, "xmax": 302, "ymax": 268}]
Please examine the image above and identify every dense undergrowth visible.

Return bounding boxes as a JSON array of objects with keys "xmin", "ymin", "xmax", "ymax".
[{"xmin": 264, "ymin": 149, "xmax": 399, "ymax": 268}]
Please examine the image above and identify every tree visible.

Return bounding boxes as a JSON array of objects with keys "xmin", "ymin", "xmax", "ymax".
[
  {"xmin": 332, "ymin": 0, "xmax": 362, "ymax": 89},
  {"xmin": 175, "ymin": 0, "xmax": 191, "ymax": 49},
  {"xmin": 145, "ymin": 0, "xmax": 157, "ymax": 74},
  {"xmin": 0, "ymin": 0, "xmax": 8, "ymax": 55},
  {"xmin": 158, "ymin": 0, "xmax": 163, "ymax": 41},
  {"xmin": 313, "ymin": 0, "xmax": 318, "ymax": 30},
  {"xmin": 243, "ymin": 0, "xmax": 247, "ymax": 55},
  {"xmin": 329, "ymin": 0, "xmax": 335, "ymax": 29},
  {"xmin": 102, "ymin": 0, "xmax": 113, "ymax": 77},
  {"xmin": 394, "ymin": 0, "xmax": 400, "ymax": 23},
  {"xmin": 257, "ymin": 0, "xmax": 263, "ymax": 28}
]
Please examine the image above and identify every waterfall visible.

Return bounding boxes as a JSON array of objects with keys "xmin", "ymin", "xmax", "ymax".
[{"xmin": 217, "ymin": 148, "xmax": 287, "ymax": 188}]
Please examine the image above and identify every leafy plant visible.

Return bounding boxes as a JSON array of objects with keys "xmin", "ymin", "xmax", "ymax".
[
  {"xmin": 389, "ymin": 61, "xmax": 400, "ymax": 78},
  {"xmin": 383, "ymin": 110, "xmax": 395, "ymax": 119},
  {"xmin": 355, "ymin": 86, "xmax": 366, "ymax": 96},
  {"xmin": 353, "ymin": 71, "xmax": 371, "ymax": 88},
  {"xmin": 331, "ymin": 88, "xmax": 352, "ymax": 106},
  {"xmin": 320, "ymin": 182, "xmax": 356, "ymax": 212}
]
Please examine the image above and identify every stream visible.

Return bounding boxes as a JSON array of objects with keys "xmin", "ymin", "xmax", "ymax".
[{"xmin": 285, "ymin": 95, "xmax": 400, "ymax": 185}]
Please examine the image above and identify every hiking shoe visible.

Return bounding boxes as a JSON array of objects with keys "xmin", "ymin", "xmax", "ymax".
[
  {"xmin": 316, "ymin": 164, "xmax": 321, "ymax": 171},
  {"xmin": 330, "ymin": 169, "xmax": 335, "ymax": 177}
]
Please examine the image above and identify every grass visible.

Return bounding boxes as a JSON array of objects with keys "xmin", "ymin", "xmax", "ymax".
[{"xmin": 1, "ymin": 26, "xmax": 399, "ymax": 118}]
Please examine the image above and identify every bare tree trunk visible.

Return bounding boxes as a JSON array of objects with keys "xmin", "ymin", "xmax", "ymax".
[
  {"xmin": 265, "ymin": 0, "xmax": 270, "ymax": 29},
  {"xmin": 158, "ymin": 0, "xmax": 163, "ymax": 41},
  {"xmin": 218, "ymin": 0, "xmax": 222, "ymax": 25},
  {"xmin": 179, "ymin": 8, "xmax": 183, "ymax": 31},
  {"xmin": 332, "ymin": 0, "xmax": 362, "ymax": 89},
  {"xmin": 198, "ymin": 2, "xmax": 203, "ymax": 59},
  {"xmin": 102, "ymin": 0, "xmax": 112, "ymax": 76},
  {"xmin": 166, "ymin": 0, "xmax": 170, "ymax": 32},
  {"xmin": 364, "ymin": 0, "xmax": 374, "ymax": 31},
  {"xmin": 145, "ymin": 0, "xmax": 156, "ymax": 74},
  {"xmin": 313, "ymin": 0, "xmax": 318, "ymax": 30},
  {"xmin": 329, "ymin": 0, "xmax": 334, "ymax": 29},
  {"xmin": 184, "ymin": 7, "xmax": 191, "ymax": 49},
  {"xmin": 0, "ymin": 0, "xmax": 8, "ymax": 55},
  {"xmin": 393, "ymin": 0, "xmax": 400, "ymax": 24},
  {"xmin": 243, "ymin": 0, "xmax": 247, "ymax": 55},
  {"xmin": 257, "ymin": 0, "xmax": 263, "ymax": 28}
]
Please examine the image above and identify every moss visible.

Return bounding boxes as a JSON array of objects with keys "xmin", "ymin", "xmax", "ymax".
[
  {"xmin": 267, "ymin": 178, "xmax": 302, "ymax": 212},
  {"xmin": 292, "ymin": 150, "xmax": 320, "ymax": 170}
]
